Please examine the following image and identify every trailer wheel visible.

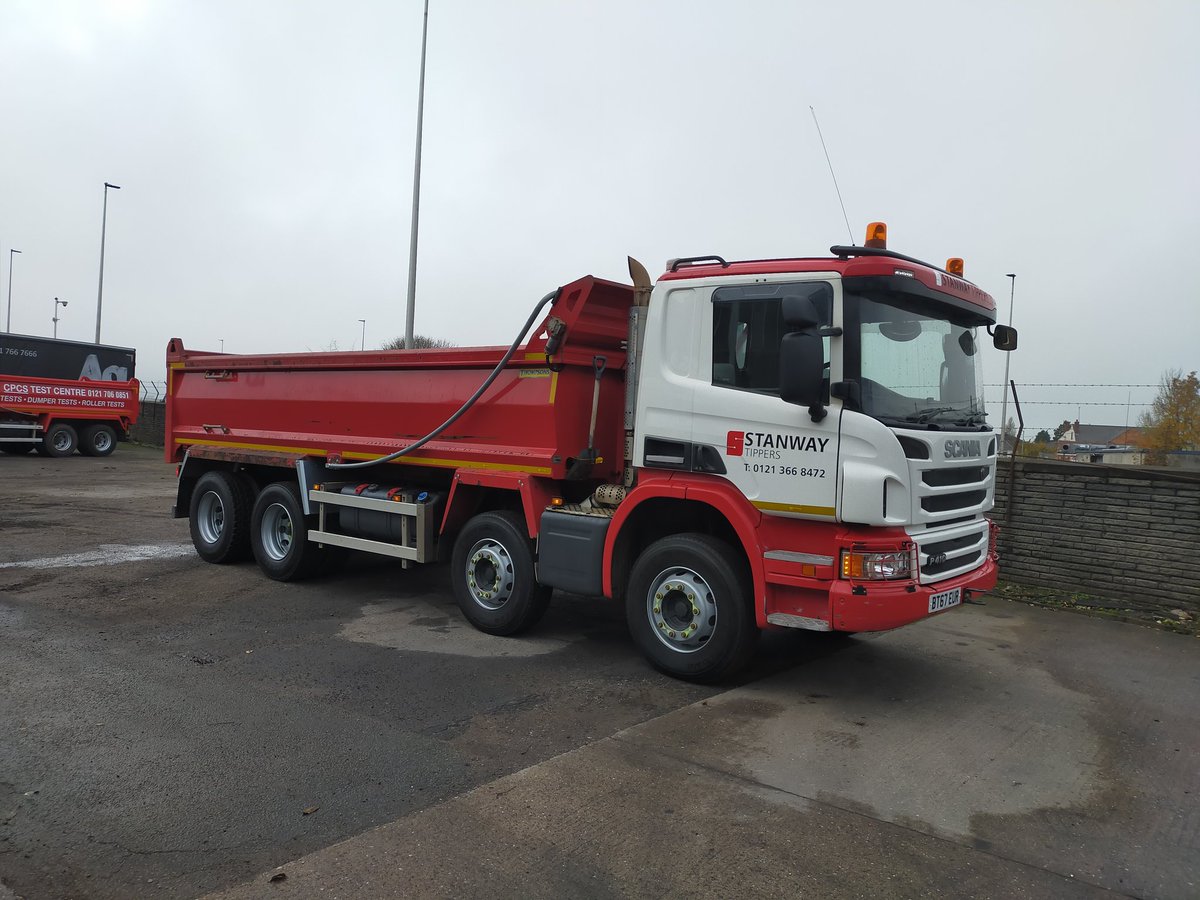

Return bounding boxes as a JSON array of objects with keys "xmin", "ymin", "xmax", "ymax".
[
  {"xmin": 43, "ymin": 423, "xmax": 78, "ymax": 458},
  {"xmin": 452, "ymin": 510, "xmax": 551, "ymax": 635},
  {"xmin": 251, "ymin": 482, "xmax": 323, "ymax": 581},
  {"xmin": 80, "ymin": 424, "xmax": 118, "ymax": 457},
  {"xmin": 625, "ymin": 534, "xmax": 758, "ymax": 683},
  {"xmin": 190, "ymin": 470, "xmax": 254, "ymax": 564}
]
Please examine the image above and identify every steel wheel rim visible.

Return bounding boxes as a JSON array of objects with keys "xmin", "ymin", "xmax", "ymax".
[
  {"xmin": 261, "ymin": 502, "xmax": 294, "ymax": 561},
  {"xmin": 53, "ymin": 431, "xmax": 72, "ymax": 451},
  {"xmin": 93, "ymin": 431, "xmax": 113, "ymax": 453},
  {"xmin": 464, "ymin": 537, "xmax": 515, "ymax": 611},
  {"xmin": 645, "ymin": 565, "xmax": 718, "ymax": 654},
  {"xmin": 196, "ymin": 491, "xmax": 225, "ymax": 545}
]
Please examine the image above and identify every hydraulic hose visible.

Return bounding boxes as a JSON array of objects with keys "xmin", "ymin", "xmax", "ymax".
[{"xmin": 326, "ymin": 288, "xmax": 561, "ymax": 470}]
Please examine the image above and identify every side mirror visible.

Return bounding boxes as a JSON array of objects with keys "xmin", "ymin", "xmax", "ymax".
[
  {"xmin": 780, "ymin": 331, "xmax": 826, "ymax": 419},
  {"xmin": 782, "ymin": 295, "xmax": 821, "ymax": 329},
  {"xmin": 993, "ymin": 324, "xmax": 1018, "ymax": 351}
]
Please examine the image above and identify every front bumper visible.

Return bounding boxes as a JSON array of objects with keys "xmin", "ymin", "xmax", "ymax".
[{"xmin": 829, "ymin": 553, "xmax": 998, "ymax": 632}]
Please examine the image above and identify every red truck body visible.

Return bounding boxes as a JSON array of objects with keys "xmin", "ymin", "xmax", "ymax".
[
  {"xmin": 166, "ymin": 238, "xmax": 1009, "ymax": 681},
  {"xmin": 1, "ymin": 334, "xmax": 139, "ymax": 458}
]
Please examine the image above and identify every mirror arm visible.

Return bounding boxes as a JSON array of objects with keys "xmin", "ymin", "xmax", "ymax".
[{"xmin": 808, "ymin": 403, "xmax": 828, "ymax": 423}]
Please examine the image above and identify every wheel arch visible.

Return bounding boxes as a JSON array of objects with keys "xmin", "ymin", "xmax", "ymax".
[{"xmin": 604, "ymin": 477, "xmax": 766, "ymax": 627}]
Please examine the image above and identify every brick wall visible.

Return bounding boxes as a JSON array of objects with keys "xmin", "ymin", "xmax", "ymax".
[{"xmin": 993, "ymin": 458, "xmax": 1200, "ymax": 616}]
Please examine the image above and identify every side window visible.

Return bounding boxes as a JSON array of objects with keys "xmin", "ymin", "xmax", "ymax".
[{"xmin": 712, "ymin": 282, "xmax": 832, "ymax": 395}]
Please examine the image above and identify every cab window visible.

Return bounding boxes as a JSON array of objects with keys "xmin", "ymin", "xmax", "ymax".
[{"xmin": 712, "ymin": 282, "xmax": 832, "ymax": 395}]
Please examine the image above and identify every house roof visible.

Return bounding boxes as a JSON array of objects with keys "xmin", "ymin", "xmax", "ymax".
[{"xmin": 1071, "ymin": 424, "xmax": 1131, "ymax": 444}]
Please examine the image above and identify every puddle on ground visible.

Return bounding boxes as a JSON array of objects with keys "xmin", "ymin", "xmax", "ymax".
[{"xmin": 338, "ymin": 599, "xmax": 580, "ymax": 658}]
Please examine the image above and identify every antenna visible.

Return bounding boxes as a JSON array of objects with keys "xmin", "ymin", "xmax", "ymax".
[{"xmin": 810, "ymin": 106, "xmax": 855, "ymax": 244}]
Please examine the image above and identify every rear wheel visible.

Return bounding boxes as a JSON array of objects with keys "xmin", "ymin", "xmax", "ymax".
[
  {"xmin": 80, "ymin": 424, "xmax": 119, "ymax": 457},
  {"xmin": 625, "ymin": 534, "xmax": 758, "ymax": 683},
  {"xmin": 43, "ymin": 423, "xmax": 78, "ymax": 458},
  {"xmin": 451, "ymin": 510, "xmax": 551, "ymax": 635},
  {"xmin": 251, "ymin": 482, "xmax": 323, "ymax": 581},
  {"xmin": 189, "ymin": 470, "xmax": 254, "ymax": 563}
]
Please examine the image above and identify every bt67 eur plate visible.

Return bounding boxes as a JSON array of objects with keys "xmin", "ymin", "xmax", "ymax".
[{"xmin": 928, "ymin": 587, "xmax": 962, "ymax": 613}]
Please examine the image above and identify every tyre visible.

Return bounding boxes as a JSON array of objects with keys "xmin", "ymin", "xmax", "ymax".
[
  {"xmin": 625, "ymin": 533, "xmax": 758, "ymax": 683},
  {"xmin": 250, "ymin": 481, "xmax": 323, "ymax": 581},
  {"xmin": 0, "ymin": 443, "xmax": 34, "ymax": 455},
  {"xmin": 451, "ymin": 510, "xmax": 551, "ymax": 635},
  {"xmin": 43, "ymin": 423, "xmax": 78, "ymax": 458},
  {"xmin": 189, "ymin": 470, "xmax": 254, "ymax": 564},
  {"xmin": 80, "ymin": 424, "xmax": 119, "ymax": 457}
]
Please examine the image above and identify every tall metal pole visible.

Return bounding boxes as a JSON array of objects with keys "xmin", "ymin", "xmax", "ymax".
[
  {"xmin": 403, "ymin": 0, "xmax": 430, "ymax": 350},
  {"xmin": 53, "ymin": 297, "xmax": 67, "ymax": 339},
  {"xmin": 999, "ymin": 273, "xmax": 1016, "ymax": 452},
  {"xmin": 95, "ymin": 182, "xmax": 121, "ymax": 344},
  {"xmin": 358, "ymin": 318, "xmax": 367, "ymax": 350},
  {"xmin": 6, "ymin": 248, "xmax": 21, "ymax": 332}
]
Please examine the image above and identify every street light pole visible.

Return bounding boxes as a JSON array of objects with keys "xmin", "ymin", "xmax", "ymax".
[
  {"xmin": 6, "ymin": 248, "xmax": 21, "ymax": 333},
  {"xmin": 403, "ymin": 0, "xmax": 430, "ymax": 350},
  {"xmin": 999, "ymin": 273, "xmax": 1016, "ymax": 452},
  {"xmin": 95, "ymin": 182, "xmax": 121, "ymax": 344},
  {"xmin": 358, "ymin": 318, "xmax": 367, "ymax": 351},
  {"xmin": 53, "ymin": 297, "xmax": 68, "ymax": 339}
]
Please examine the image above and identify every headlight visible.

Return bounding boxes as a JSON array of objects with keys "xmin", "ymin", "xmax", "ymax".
[{"xmin": 841, "ymin": 549, "xmax": 912, "ymax": 581}]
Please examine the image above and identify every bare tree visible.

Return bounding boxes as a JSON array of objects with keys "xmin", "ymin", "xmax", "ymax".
[{"xmin": 379, "ymin": 335, "xmax": 456, "ymax": 350}]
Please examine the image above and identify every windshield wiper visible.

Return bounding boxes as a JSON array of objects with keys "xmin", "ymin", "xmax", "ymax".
[{"xmin": 906, "ymin": 406, "xmax": 957, "ymax": 423}]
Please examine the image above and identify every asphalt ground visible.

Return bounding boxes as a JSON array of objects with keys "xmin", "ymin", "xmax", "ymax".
[{"xmin": 1, "ymin": 445, "xmax": 1198, "ymax": 899}]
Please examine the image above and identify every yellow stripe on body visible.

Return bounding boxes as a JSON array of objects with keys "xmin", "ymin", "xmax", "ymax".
[
  {"xmin": 176, "ymin": 437, "xmax": 552, "ymax": 475},
  {"xmin": 753, "ymin": 500, "xmax": 836, "ymax": 518}
]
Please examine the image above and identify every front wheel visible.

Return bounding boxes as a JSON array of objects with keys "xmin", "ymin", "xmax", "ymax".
[
  {"xmin": 250, "ymin": 482, "xmax": 323, "ymax": 581},
  {"xmin": 43, "ymin": 423, "xmax": 78, "ymax": 458},
  {"xmin": 625, "ymin": 534, "xmax": 758, "ymax": 683},
  {"xmin": 451, "ymin": 510, "xmax": 551, "ymax": 635}
]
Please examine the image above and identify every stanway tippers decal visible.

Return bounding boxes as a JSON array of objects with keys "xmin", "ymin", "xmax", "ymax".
[
  {"xmin": 725, "ymin": 429, "xmax": 830, "ymax": 478},
  {"xmin": 726, "ymin": 430, "xmax": 829, "ymax": 459}
]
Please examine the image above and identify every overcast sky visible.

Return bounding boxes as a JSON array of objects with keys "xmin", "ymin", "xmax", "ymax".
[{"xmin": 2, "ymin": 0, "xmax": 1197, "ymax": 434}]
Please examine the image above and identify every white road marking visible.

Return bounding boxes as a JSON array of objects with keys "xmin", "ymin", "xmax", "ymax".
[{"xmin": 0, "ymin": 543, "xmax": 194, "ymax": 570}]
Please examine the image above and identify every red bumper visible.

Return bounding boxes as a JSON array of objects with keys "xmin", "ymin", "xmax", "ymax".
[{"xmin": 829, "ymin": 555, "xmax": 998, "ymax": 632}]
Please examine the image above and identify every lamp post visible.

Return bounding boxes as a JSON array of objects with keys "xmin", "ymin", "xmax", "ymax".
[
  {"xmin": 95, "ymin": 182, "xmax": 121, "ymax": 344},
  {"xmin": 52, "ymin": 297, "xmax": 68, "ymax": 339},
  {"xmin": 358, "ymin": 318, "xmax": 367, "ymax": 351},
  {"xmin": 6, "ymin": 248, "xmax": 21, "ymax": 333},
  {"xmin": 403, "ymin": 0, "xmax": 430, "ymax": 350},
  {"xmin": 219, "ymin": 339, "xmax": 225, "ymax": 352},
  {"xmin": 999, "ymin": 273, "xmax": 1016, "ymax": 452}
]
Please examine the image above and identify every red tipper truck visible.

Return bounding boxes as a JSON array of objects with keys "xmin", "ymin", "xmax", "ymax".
[
  {"xmin": 167, "ymin": 224, "xmax": 1018, "ymax": 681},
  {"xmin": 0, "ymin": 333, "xmax": 139, "ymax": 457}
]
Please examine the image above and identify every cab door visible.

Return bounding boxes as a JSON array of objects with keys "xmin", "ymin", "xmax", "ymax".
[{"xmin": 691, "ymin": 279, "xmax": 840, "ymax": 520}]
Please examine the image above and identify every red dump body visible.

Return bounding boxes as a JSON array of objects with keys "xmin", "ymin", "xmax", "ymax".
[{"xmin": 166, "ymin": 276, "xmax": 635, "ymax": 483}]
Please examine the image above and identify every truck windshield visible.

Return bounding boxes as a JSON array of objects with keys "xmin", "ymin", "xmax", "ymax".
[{"xmin": 844, "ymin": 289, "xmax": 988, "ymax": 429}]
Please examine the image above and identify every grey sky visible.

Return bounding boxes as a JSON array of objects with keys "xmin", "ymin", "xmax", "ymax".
[{"xmin": 2, "ymin": 0, "xmax": 1197, "ymax": 434}]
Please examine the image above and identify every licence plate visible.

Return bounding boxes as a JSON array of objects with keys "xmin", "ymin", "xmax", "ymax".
[{"xmin": 928, "ymin": 587, "xmax": 961, "ymax": 613}]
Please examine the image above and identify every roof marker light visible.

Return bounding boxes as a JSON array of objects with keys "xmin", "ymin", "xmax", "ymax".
[
  {"xmin": 946, "ymin": 258, "xmax": 964, "ymax": 277},
  {"xmin": 864, "ymin": 222, "xmax": 887, "ymax": 249}
]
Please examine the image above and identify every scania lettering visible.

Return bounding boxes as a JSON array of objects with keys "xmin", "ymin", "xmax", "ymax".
[{"xmin": 167, "ymin": 223, "xmax": 1018, "ymax": 681}]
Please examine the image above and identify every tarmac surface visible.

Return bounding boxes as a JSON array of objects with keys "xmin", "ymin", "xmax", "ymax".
[{"xmin": 1, "ymin": 445, "xmax": 1198, "ymax": 899}]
